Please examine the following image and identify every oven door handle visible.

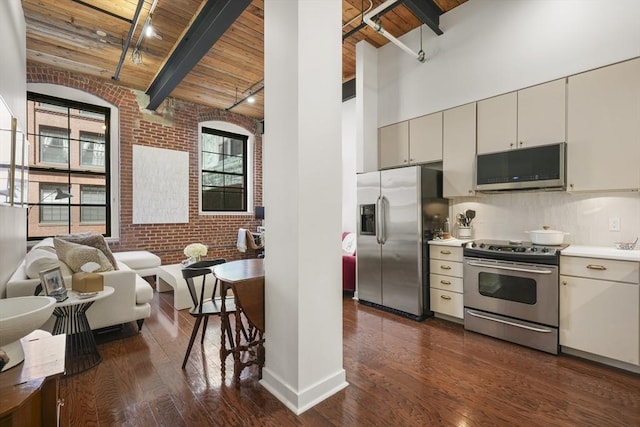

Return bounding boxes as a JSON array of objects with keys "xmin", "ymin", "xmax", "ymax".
[
  {"xmin": 466, "ymin": 261, "xmax": 554, "ymax": 275},
  {"xmin": 465, "ymin": 309, "xmax": 554, "ymax": 333}
]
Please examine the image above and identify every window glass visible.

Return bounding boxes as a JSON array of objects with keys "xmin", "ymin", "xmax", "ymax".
[
  {"xmin": 80, "ymin": 185, "xmax": 106, "ymax": 223},
  {"xmin": 40, "ymin": 126, "xmax": 69, "ymax": 164},
  {"xmin": 80, "ymin": 131, "xmax": 106, "ymax": 167},
  {"xmin": 39, "ymin": 184, "xmax": 70, "ymax": 223}
]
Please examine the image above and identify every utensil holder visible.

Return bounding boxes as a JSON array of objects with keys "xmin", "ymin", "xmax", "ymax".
[{"xmin": 458, "ymin": 226, "xmax": 472, "ymax": 239}]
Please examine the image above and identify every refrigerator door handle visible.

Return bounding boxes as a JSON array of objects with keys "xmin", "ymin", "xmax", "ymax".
[
  {"xmin": 380, "ymin": 196, "xmax": 388, "ymax": 244},
  {"xmin": 375, "ymin": 195, "xmax": 382, "ymax": 244}
]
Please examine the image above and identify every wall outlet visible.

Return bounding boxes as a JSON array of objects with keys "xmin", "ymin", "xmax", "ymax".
[{"xmin": 609, "ymin": 217, "xmax": 621, "ymax": 232}]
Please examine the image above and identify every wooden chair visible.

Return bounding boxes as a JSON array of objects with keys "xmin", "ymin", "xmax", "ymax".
[
  {"xmin": 181, "ymin": 258, "xmax": 235, "ymax": 369},
  {"xmin": 245, "ymin": 229, "xmax": 264, "ymax": 258}
]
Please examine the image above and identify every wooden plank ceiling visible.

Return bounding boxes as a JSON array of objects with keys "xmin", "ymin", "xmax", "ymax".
[{"xmin": 22, "ymin": 0, "xmax": 466, "ymax": 120}]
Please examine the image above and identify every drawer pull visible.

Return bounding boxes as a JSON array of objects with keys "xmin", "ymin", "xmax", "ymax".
[
  {"xmin": 440, "ymin": 250, "xmax": 451, "ymax": 255},
  {"xmin": 440, "ymin": 265, "xmax": 451, "ymax": 270},
  {"xmin": 440, "ymin": 280, "xmax": 451, "ymax": 285},
  {"xmin": 586, "ymin": 264, "xmax": 607, "ymax": 271},
  {"xmin": 440, "ymin": 295, "xmax": 452, "ymax": 300},
  {"xmin": 562, "ymin": 281, "xmax": 567, "ymax": 286}
]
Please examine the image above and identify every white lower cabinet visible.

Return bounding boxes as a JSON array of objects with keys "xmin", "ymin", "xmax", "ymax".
[
  {"xmin": 560, "ymin": 256, "xmax": 640, "ymax": 366},
  {"xmin": 429, "ymin": 245, "xmax": 464, "ymax": 320}
]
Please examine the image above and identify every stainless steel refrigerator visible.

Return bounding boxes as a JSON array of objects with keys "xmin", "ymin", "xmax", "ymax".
[{"xmin": 356, "ymin": 165, "xmax": 448, "ymax": 319}]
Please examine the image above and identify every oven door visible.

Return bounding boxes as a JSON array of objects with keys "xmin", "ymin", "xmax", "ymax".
[{"xmin": 463, "ymin": 257, "xmax": 558, "ymax": 327}]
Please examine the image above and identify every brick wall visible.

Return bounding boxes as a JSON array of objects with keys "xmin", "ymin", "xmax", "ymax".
[{"xmin": 27, "ymin": 64, "xmax": 263, "ymax": 264}]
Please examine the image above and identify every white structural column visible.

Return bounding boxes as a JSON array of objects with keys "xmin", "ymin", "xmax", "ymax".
[
  {"xmin": 355, "ymin": 40, "xmax": 378, "ymax": 173},
  {"xmin": 261, "ymin": 0, "xmax": 347, "ymax": 414}
]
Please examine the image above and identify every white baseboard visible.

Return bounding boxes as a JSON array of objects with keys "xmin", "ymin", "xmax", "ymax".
[
  {"xmin": 561, "ymin": 346, "xmax": 640, "ymax": 374},
  {"xmin": 260, "ymin": 367, "xmax": 348, "ymax": 415}
]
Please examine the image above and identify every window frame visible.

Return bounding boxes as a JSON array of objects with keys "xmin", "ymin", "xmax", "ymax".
[
  {"xmin": 27, "ymin": 91, "xmax": 113, "ymax": 240},
  {"xmin": 198, "ymin": 121, "xmax": 254, "ymax": 215}
]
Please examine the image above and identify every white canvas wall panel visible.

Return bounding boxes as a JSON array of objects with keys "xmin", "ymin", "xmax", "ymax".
[{"xmin": 132, "ymin": 145, "xmax": 189, "ymax": 224}]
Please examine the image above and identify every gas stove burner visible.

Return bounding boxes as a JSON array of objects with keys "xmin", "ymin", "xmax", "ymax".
[
  {"xmin": 487, "ymin": 244, "xmax": 528, "ymax": 252},
  {"xmin": 464, "ymin": 240, "xmax": 569, "ymax": 265}
]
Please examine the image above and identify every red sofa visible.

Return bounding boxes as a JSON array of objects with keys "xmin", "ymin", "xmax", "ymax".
[{"xmin": 342, "ymin": 232, "xmax": 356, "ymax": 292}]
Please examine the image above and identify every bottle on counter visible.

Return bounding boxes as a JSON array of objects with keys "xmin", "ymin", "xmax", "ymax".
[{"xmin": 443, "ymin": 217, "xmax": 451, "ymax": 240}]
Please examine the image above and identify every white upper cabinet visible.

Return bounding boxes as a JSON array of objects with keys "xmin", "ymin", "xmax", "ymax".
[
  {"xmin": 567, "ymin": 58, "xmax": 640, "ymax": 192},
  {"xmin": 518, "ymin": 78, "xmax": 566, "ymax": 147},
  {"xmin": 409, "ymin": 112, "xmax": 443, "ymax": 164},
  {"xmin": 379, "ymin": 113, "xmax": 443, "ymax": 169},
  {"xmin": 477, "ymin": 92, "xmax": 517, "ymax": 154},
  {"xmin": 477, "ymin": 79, "xmax": 566, "ymax": 154},
  {"xmin": 443, "ymin": 103, "xmax": 476, "ymax": 197},
  {"xmin": 379, "ymin": 121, "xmax": 409, "ymax": 169}
]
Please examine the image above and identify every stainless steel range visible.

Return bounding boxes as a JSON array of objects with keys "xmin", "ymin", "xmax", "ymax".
[{"xmin": 463, "ymin": 240, "xmax": 568, "ymax": 354}]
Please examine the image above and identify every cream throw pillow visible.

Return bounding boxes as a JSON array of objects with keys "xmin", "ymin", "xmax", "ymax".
[
  {"xmin": 342, "ymin": 233, "xmax": 357, "ymax": 256},
  {"xmin": 24, "ymin": 247, "xmax": 73, "ymax": 279},
  {"xmin": 54, "ymin": 238, "xmax": 115, "ymax": 273},
  {"xmin": 56, "ymin": 233, "xmax": 118, "ymax": 270}
]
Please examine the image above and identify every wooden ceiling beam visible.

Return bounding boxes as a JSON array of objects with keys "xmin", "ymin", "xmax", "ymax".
[{"xmin": 145, "ymin": 0, "xmax": 252, "ymax": 110}]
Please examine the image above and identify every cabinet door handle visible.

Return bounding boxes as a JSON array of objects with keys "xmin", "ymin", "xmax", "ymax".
[
  {"xmin": 562, "ymin": 281, "xmax": 567, "ymax": 286},
  {"xmin": 440, "ymin": 295, "xmax": 452, "ymax": 300},
  {"xmin": 440, "ymin": 265, "xmax": 451, "ymax": 270},
  {"xmin": 403, "ymin": 159, "xmax": 408, "ymax": 163},
  {"xmin": 440, "ymin": 250, "xmax": 451, "ymax": 255},
  {"xmin": 440, "ymin": 280, "xmax": 451, "ymax": 285},
  {"xmin": 586, "ymin": 264, "xmax": 607, "ymax": 271}
]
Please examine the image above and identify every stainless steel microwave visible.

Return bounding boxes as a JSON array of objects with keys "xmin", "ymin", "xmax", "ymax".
[{"xmin": 475, "ymin": 142, "xmax": 566, "ymax": 191}]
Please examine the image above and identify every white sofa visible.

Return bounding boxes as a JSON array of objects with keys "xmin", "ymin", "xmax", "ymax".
[{"xmin": 6, "ymin": 238, "xmax": 155, "ymax": 331}]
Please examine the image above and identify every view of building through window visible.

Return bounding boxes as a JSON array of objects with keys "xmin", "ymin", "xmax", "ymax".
[
  {"xmin": 26, "ymin": 93, "xmax": 110, "ymax": 239},
  {"xmin": 201, "ymin": 127, "xmax": 247, "ymax": 212}
]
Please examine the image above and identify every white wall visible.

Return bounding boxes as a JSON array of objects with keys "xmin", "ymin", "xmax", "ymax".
[
  {"xmin": 0, "ymin": 0, "xmax": 27, "ymax": 295},
  {"xmin": 0, "ymin": 0, "xmax": 26, "ymax": 126},
  {"xmin": 352, "ymin": 0, "xmax": 640, "ymax": 248},
  {"xmin": 0, "ymin": 205, "xmax": 26, "ymax": 297},
  {"xmin": 341, "ymin": 98, "xmax": 356, "ymax": 233},
  {"xmin": 377, "ymin": 0, "xmax": 640, "ymax": 126}
]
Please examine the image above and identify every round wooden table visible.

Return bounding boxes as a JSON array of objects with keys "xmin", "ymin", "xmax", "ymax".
[{"xmin": 213, "ymin": 259, "xmax": 264, "ymax": 384}]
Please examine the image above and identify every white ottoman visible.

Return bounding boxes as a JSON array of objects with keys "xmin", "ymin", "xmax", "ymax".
[
  {"xmin": 113, "ymin": 251, "xmax": 161, "ymax": 278},
  {"xmin": 156, "ymin": 264, "xmax": 218, "ymax": 310}
]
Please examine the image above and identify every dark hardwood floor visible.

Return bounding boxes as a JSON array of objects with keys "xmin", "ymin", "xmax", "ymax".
[{"xmin": 60, "ymin": 289, "xmax": 640, "ymax": 426}]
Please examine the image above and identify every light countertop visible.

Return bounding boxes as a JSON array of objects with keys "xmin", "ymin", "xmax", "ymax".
[
  {"xmin": 428, "ymin": 238, "xmax": 472, "ymax": 247},
  {"xmin": 561, "ymin": 245, "xmax": 640, "ymax": 262}
]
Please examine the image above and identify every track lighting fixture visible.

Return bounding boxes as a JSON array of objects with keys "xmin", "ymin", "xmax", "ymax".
[{"xmin": 145, "ymin": 15, "xmax": 154, "ymax": 37}]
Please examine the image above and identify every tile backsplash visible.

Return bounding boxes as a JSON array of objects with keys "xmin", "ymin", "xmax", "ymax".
[{"xmin": 450, "ymin": 191, "xmax": 640, "ymax": 247}]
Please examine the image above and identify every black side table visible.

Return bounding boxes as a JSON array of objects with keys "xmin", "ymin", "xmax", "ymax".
[{"xmin": 51, "ymin": 286, "xmax": 114, "ymax": 377}]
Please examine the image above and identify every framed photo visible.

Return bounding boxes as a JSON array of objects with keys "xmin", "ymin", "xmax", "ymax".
[{"xmin": 39, "ymin": 266, "xmax": 67, "ymax": 299}]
